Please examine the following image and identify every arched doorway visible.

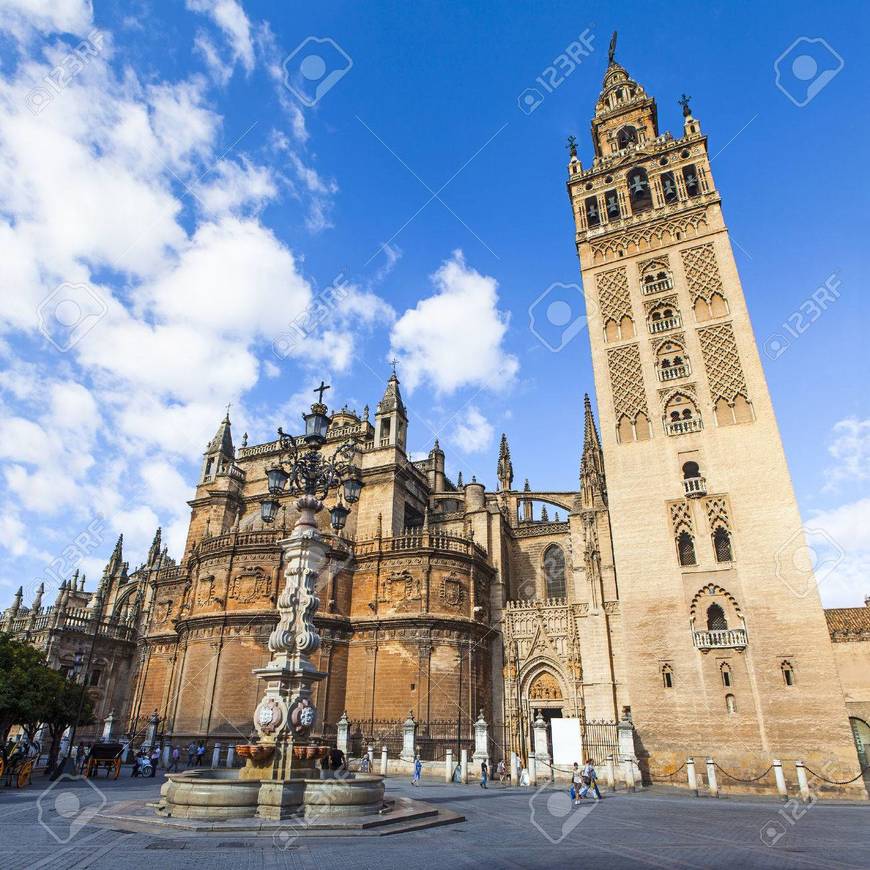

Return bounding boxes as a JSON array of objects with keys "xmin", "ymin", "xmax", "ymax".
[
  {"xmin": 850, "ymin": 717, "xmax": 870, "ymax": 768},
  {"xmin": 524, "ymin": 669, "xmax": 566, "ymax": 759}
]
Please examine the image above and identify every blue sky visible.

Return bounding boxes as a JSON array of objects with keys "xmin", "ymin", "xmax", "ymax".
[{"xmin": 0, "ymin": 0, "xmax": 867, "ymax": 608}]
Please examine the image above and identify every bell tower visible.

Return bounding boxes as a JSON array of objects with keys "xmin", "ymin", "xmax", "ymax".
[{"xmin": 565, "ymin": 36, "xmax": 863, "ymax": 787}]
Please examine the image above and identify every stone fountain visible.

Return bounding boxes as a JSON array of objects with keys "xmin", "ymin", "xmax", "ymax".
[{"xmin": 157, "ymin": 399, "xmax": 385, "ymax": 822}]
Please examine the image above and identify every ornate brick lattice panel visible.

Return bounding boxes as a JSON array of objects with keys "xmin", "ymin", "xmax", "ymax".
[
  {"xmin": 669, "ymin": 499, "xmax": 695, "ymax": 537},
  {"xmin": 703, "ymin": 496, "xmax": 732, "ymax": 533},
  {"xmin": 596, "ymin": 267, "xmax": 631, "ymax": 322},
  {"xmin": 697, "ymin": 322, "xmax": 748, "ymax": 403},
  {"xmin": 607, "ymin": 344, "xmax": 648, "ymax": 421},
  {"xmin": 680, "ymin": 242, "xmax": 726, "ymax": 304}
]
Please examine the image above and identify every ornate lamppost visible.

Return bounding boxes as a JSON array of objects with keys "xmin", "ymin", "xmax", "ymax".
[{"xmin": 248, "ymin": 386, "xmax": 363, "ymax": 781}]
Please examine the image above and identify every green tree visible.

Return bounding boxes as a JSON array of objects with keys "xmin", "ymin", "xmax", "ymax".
[{"xmin": 0, "ymin": 633, "xmax": 49, "ymax": 762}]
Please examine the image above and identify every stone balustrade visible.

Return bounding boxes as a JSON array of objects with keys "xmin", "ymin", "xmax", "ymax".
[{"xmin": 692, "ymin": 627, "xmax": 748, "ymax": 650}]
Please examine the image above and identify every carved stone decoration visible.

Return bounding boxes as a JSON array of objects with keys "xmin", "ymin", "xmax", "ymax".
[
  {"xmin": 196, "ymin": 575, "xmax": 218, "ymax": 607},
  {"xmin": 229, "ymin": 566, "xmax": 270, "ymax": 604},
  {"xmin": 254, "ymin": 697, "xmax": 284, "ymax": 736},
  {"xmin": 439, "ymin": 573, "xmax": 465, "ymax": 608},
  {"xmin": 529, "ymin": 671, "xmax": 563, "ymax": 701},
  {"xmin": 680, "ymin": 242, "xmax": 725, "ymax": 304},
  {"xmin": 153, "ymin": 600, "xmax": 173, "ymax": 625},
  {"xmin": 596, "ymin": 266, "xmax": 631, "ymax": 323},
  {"xmin": 697, "ymin": 322, "xmax": 748, "ymax": 404},
  {"xmin": 379, "ymin": 570, "xmax": 421, "ymax": 605},
  {"xmin": 607, "ymin": 343, "xmax": 649, "ymax": 421}
]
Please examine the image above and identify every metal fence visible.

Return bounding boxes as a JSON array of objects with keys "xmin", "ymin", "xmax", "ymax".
[
  {"xmin": 581, "ymin": 719, "xmax": 619, "ymax": 763},
  {"xmin": 346, "ymin": 719, "xmax": 475, "ymax": 762}
]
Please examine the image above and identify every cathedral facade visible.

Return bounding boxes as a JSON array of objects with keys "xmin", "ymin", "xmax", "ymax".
[{"xmin": 3, "ymin": 46, "xmax": 867, "ymax": 792}]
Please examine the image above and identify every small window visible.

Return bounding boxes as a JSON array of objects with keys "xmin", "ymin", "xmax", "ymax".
[
  {"xmin": 725, "ymin": 693, "xmax": 736, "ymax": 714},
  {"xmin": 782, "ymin": 661, "xmax": 796, "ymax": 686},
  {"xmin": 682, "ymin": 461, "xmax": 700, "ymax": 480},
  {"xmin": 543, "ymin": 545, "xmax": 567, "ymax": 599},
  {"xmin": 713, "ymin": 527, "xmax": 733, "ymax": 563},
  {"xmin": 88, "ymin": 670, "xmax": 102, "ymax": 687},
  {"xmin": 707, "ymin": 604, "xmax": 728, "ymax": 631},
  {"xmin": 662, "ymin": 665, "xmax": 674, "ymax": 689},
  {"xmin": 627, "ymin": 167, "xmax": 653, "ymax": 214},
  {"xmin": 721, "ymin": 664, "xmax": 732, "ymax": 688},
  {"xmin": 661, "ymin": 171, "xmax": 679, "ymax": 203},
  {"xmin": 585, "ymin": 196, "xmax": 600, "ymax": 227},
  {"xmin": 617, "ymin": 125, "xmax": 638, "ymax": 149},
  {"xmin": 677, "ymin": 531, "xmax": 696, "ymax": 566},
  {"xmin": 683, "ymin": 164, "xmax": 701, "ymax": 197},
  {"xmin": 604, "ymin": 188, "xmax": 621, "ymax": 220}
]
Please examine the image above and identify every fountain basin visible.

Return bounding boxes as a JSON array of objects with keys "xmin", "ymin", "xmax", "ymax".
[{"xmin": 156, "ymin": 768, "xmax": 386, "ymax": 822}]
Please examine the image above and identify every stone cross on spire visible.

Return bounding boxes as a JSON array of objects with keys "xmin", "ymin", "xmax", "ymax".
[
  {"xmin": 314, "ymin": 381, "xmax": 331, "ymax": 404},
  {"xmin": 608, "ymin": 30, "xmax": 618, "ymax": 64}
]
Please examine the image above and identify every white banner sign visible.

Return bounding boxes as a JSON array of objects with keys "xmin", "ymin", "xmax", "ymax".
[{"xmin": 550, "ymin": 717, "xmax": 582, "ymax": 767}]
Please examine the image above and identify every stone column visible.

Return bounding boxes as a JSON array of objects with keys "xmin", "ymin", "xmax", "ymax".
[
  {"xmin": 705, "ymin": 757, "xmax": 719, "ymax": 798},
  {"xmin": 143, "ymin": 709, "xmax": 159, "ymax": 751},
  {"xmin": 472, "ymin": 709, "xmax": 490, "ymax": 766},
  {"xmin": 796, "ymin": 761, "xmax": 811, "ymax": 801},
  {"xmin": 101, "ymin": 710, "xmax": 116, "ymax": 742},
  {"xmin": 400, "ymin": 711, "xmax": 417, "ymax": 763},
  {"xmin": 532, "ymin": 710, "xmax": 551, "ymax": 783},
  {"xmin": 606, "ymin": 754, "xmax": 617, "ymax": 792},
  {"xmin": 336, "ymin": 711, "xmax": 350, "ymax": 755},
  {"xmin": 226, "ymin": 745, "xmax": 235, "ymax": 768},
  {"xmin": 686, "ymin": 757, "xmax": 698, "ymax": 796},
  {"xmin": 445, "ymin": 749, "xmax": 453, "ymax": 783},
  {"xmin": 617, "ymin": 710, "xmax": 640, "ymax": 788},
  {"xmin": 460, "ymin": 748, "xmax": 468, "ymax": 784},
  {"xmin": 367, "ymin": 745, "xmax": 374, "ymax": 770},
  {"xmin": 380, "ymin": 745, "xmax": 388, "ymax": 776},
  {"xmin": 211, "ymin": 742, "xmax": 221, "ymax": 768},
  {"xmin": 773, "ymin": 759, "xmax": 788, "ymax": 799}
]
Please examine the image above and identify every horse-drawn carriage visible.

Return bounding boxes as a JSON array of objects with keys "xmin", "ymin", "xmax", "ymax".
[
  {"xmin": 84, "ymin": 742, "xmax": 124, "ymax": 779},
  {"xmin": 0, "ymin": 743, "xmax": 37, "ymax": 788}
]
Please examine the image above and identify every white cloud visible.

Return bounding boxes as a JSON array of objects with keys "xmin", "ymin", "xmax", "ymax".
[
  {"xmin": 807, "ymin": 498, "xmax": 870, "ymax": 608},
  {"xmin": 825, "ymin": 417, "xmax": 870, "ymax": 488},
  {"xmin": 389, "ymin": 250, "xmax": 519, "ymax": 395},
  {"xmin": 0, "ymin": 0, "xmax": 92, "ymax": 40},
  {"xmin": 187, "ymin": 0, "xmax": 254, "ymax": 74},
  {"xmin": 451, "ymin": 406, "xmax": 493, "ymax": 454},
  {"xmin": 194, "ymin": 157, "xmax": 276, "ymax": 216}
]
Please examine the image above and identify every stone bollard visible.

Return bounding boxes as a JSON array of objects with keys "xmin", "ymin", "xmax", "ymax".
[
  {"xmin": 211, "ymin": 742, "xmax": 221, "ymax": 769},
  {"xmin": 687, "ymin": 757, "xmax": 698, "ymax": 796},
  {"xmin": 622, "ymin": 757, "xmax": 636, "ymax": 792},
  {"xmin": 445, "ymin": 749, "xmax": 453, "ymax": 783},
  {"xmin": 705, "ymin": 758, "xmax": 719, "ymax": 798},
  {"xmin": 795, "ymin": 761, "xmax": 811, "ymax": 802},
  {"xmin": 530, "ymin": 756, "xmax": 538, "ymax": 787},
  {"xmin": 400, "ymin": 711, "xmax": 417, "ymax": 763},
  {"xmin": 367, "ymin": 744, "xmax": 375, "ymax": 770},
  {"xmin": 460, "ymin": 748, "xmax": 468, "ymax": 784},
  {"xmin": 606, "ymin": 754, "xmax": 617, "ymax": 792},
  {"xmin": 510, "ymin": 750, "xmax": 519, "ymax": 786},
  {"xmin": 380, "ymin": 746, "xmax": 388, "ymax": 776},
  {"xmin": 773, "ymin": 759, "xmax": 787, "ymax": 799},
  {"xmin": 472, "ymin": 710, "xmax": 490, "ymax": 769},
  {"xmin": 226, "ymin": 745, "xmax": 235, "ymax": 768}
]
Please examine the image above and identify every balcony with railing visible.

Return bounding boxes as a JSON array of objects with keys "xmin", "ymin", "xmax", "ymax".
[
  {"xmin": 682, "ymin": 476, "xmax": 707, "ymax": 498},
  {"xmin": 665, "ymin": 417, "xmax": 703, "ymax": 436},
  {"xmin": 642, "ymin": 275, "xmax": 674, "ymax": 295},
  {"xmin": 693, "ymin": 628, "xmax": 747, "ymax": 651},
  {"xmin": 354, "ymin": 529, "xmax": 488, "ymax": 561},
  {"xmin": 658, "ymin": 362, "xmax": 690, "ymax": 382},
  {"xmin": 649, "ymin": 314, "xmax": 682, "ymax": 334}
]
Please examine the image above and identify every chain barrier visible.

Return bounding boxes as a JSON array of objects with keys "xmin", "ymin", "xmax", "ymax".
[
  {"xmin": 658, "ymin": 762, "xmax": 687, "ymax": 779},
  {"xmin": 713, "ymin": 763, "xmax": 773, "ymax": 784},
  {"xmin": 804, "ymin": 763, "xmax": 870, "ymax": 786}
]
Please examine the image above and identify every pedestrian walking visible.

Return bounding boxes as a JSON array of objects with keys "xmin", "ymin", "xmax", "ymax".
[
  {"xmin": 359, "ymin": 752, "xmax": 371, "ymax": 773},
  {"xmin": 186, "ymin": 741, "xmax": 196, "ymax": 767},
  {"xmin": 195, "ymin": 741, "xmax": 206, "ymax": 766},
  {"xmin": 572, "ymin": 762, "xmax": 584, "ymax": 804},
  {"xmin": 496, "ymin": 758, "xmax": 507, "ymax": 785},
  {"xmin": 169, "ymin": 745, "xmax": 180, "ymax": 772},
  {"xmin": 149, "ymin": 746, "xmax": 160, "ymax": 777},
  {"xmin": 411, "ymin": 755, "xmax": 422, "ymax": 786},
  {"xmin": 480, "ymin": 759, "xmax": 488, "ymax": 789},
  {"xmin": 582, "ymin": 758, "xmax": 602, "ymax": 800}
]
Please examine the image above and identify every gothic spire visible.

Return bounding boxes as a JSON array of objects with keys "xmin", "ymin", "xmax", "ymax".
[
  {"xmin": 206, "ymin": 411, "xmax": 234, "ymax": 458},
  {"xmin": 31, "ymin": 582, "xmax": 44, "ymax": 611},
  {"xmin": 105, "ymin": 533, "xmax": 124, "ymax": 576},
  {"xmin": 147, "ymin": 527, "xmax": 162, "ymax": 567},
  {"xmin": 377, "ymin": 370, "xmax": 406, "ymax": 416},
  {"xmin": 580, "ymin": 393, "xmax": 607, "ymax": 507},
  {"xmin": 497, "ymin": 433, "xmax": 514, "ymax": 491}
]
